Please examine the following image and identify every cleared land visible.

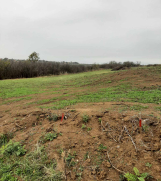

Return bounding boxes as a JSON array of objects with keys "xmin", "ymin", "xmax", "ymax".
[{"xmin": 0, "ymin": 66, "xmax": 161, "ymax": 181}]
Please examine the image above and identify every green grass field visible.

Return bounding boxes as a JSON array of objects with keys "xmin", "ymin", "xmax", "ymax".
[{"xmin": 0, "ymin": 67, "xmax": 161, "ymax": 110}]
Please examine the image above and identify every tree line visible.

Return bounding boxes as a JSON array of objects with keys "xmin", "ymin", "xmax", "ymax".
[{"xmin": 0, "ymin": 52, "xmax": 141, "ymax": 80}]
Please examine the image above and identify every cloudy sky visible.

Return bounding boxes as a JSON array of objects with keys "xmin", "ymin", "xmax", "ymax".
[{"xmin": 0, "ymin": 0, "xmax": 161, "ymax": 64}]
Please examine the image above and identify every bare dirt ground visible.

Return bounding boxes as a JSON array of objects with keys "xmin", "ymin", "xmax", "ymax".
[{"xmin": 0, "ymin": 68, "xmax": 161, "ymax": 181}]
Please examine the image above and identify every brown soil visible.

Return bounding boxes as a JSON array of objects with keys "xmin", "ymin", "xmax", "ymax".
[{"xmin": 0, "ymin": 102, "xmax": 161, "ymax": 180}]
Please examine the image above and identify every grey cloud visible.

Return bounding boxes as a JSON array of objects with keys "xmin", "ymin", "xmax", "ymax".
[{"xmin": 0, "ymin": 0, "xmax": 161, "ymax": 64}]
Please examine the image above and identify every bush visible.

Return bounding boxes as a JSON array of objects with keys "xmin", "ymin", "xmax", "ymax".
[{"xmin": 82, "ymin": 114, "xmax": 90, "ymax": 123}]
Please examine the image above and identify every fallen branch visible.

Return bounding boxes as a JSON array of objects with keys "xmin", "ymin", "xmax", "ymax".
[
  {"xmin": 72, "ymin": 113, "xmax": 80, "ymax": 121},
  {"xmin": 124, "ymin": 126, "xmax": 137, "ymax": 152},
  {"xmin": 107, "ymin": 151, "xmax": 125, "ymax": 174}
]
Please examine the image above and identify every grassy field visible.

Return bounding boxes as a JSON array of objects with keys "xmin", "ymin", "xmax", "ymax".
[
  {"xmin": 0, "ymin": 66, "xmax": 161, "ymax": 181},
  {"xmin": 0, "ymin": 67, "xmax": 161, "ymax": 109}
]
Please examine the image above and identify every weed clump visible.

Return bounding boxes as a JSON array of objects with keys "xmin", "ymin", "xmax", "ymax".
[
  {"xmin": 48, "ymin": 114, "xmax": 58, "ymax": 122},
  {"xmin": 0, "ymin": 133, "xmax": 13, "ymax": 147},
  {"xmin": 98, "ymin": 144, "xmax": 107, "ymax": 151},
  {"xmin": 0, "ymin": 141, "xmax": 26, "ymax": 156},
  {"xmin": 82, "ymin": 114, "xmax": 90, "ymax": 123},
  {"xmin": 81, "ymin": 124, "xmax": 86, "ymax": 129},
  {"xmin": 39, "ymin": 132, "xmax": 57, "ymax": 143},
  {"xmin": 124, "ymin": 167, "xmax": 150, "ymax": 181}
]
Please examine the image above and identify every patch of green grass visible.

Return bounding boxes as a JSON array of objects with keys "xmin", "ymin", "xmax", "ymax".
[
  {"xmin": 1, "ymin": 68, "xmax": 161, "ymax": 109},
  {"xmin": 155, "ymin": 106, "xmax": 161, "ymax": 111},
  {"xmin": 0, "ymin": 141, "xmax": 26, "ymax": 156},
  {"xmin": 27, "ymin": 97, "xmax": 58, "ymax": 105},
  {"xmin": 0, "ymin": 70, "xmax": 110, "ymax": 99},
  {"xmin": 98, "ymin": 144, "xmax": 107, "ymax": 151},
  {"xmin": 0, "ymin": 97, "xmax": 32, "ymax": 105},
  {"xmin": 130, "ymin": 104, "xmax": 149, "ymax": 111},
  {"xmin": 0, "ymin": 143, "xmax": 62, "ymax": 181},
  {"xmin": 0, "ymin": 133, "xmax": 13, "ymax": 147},
  {"xmin": 44, "ymin": 88, "xmax": 161, "ymax": 110}
]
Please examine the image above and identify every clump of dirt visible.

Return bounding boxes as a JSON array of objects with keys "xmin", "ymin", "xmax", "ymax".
[{"xmin": 0, "ymin": 105, "xmax": 161, "ymax": 181}]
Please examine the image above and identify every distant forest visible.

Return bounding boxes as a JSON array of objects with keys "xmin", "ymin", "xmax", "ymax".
[{"xmin": 0, "ymin": 57, "xmax": 141, "ymax": 80}]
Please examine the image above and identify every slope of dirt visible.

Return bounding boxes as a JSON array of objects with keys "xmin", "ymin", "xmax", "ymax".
[{"xmin": 0, "ymin": 102, "xmax": 161, "ymax": 181}]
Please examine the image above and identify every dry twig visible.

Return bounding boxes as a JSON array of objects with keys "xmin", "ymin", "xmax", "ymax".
[
  {"xmin": 124, "ymin": 126, "xmax": 137, "ymax": 152},
  {"xmin": 72, "ymin": 113, "xmax": 80, "ymax": 121},
  {"xmin": 107, "ymin": 151, "xmax": 125, "ymax": 174}
]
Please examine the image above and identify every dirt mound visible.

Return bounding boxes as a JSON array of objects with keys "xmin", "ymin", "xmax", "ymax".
[{"xmin": 0, "ymin": 105, "xmax": 161, "ymax": 181}]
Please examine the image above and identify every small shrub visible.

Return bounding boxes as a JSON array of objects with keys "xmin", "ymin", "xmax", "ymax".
[
  {"xmin": 0, "ymin": 141, "xmax": 26, "ymax": 156},
  {"xmin": 48, "ymin": 114, "xmax": 58, "ymax": 121},
  {"xmin": 82, "ymin": 114, "xmax": 90, "ymax": 123},
  {"xmin": 45, "ymin": 132, "xmax": 57, "ymax": 141},
  {"xmin": 81, "ymin": 124, "xmax": 86, "ymax": 129},
  {"xmin": 39, "ymin": 132, "xmax": 57, "ymax": 143},
  {"xmin": 124, "ymin": 167, "xmax": 150, "ymax": 181},
  {"xmin": 98, "ymin": 144, "xmax": 107, "ymax": 151},
  {"xmin": 87, "ymin": 127, "xmax": 92, "ymax": 131},
  {"xmin": 98, "ymin": 118, "xmax": 102, "ymax": 124},
  {"xmin": 66, "ymin": 154, "xmax": 75, "ymax": 167},
  {"xmin": 145, "ymin": 162, "xmax": 152, "ymax": 168}
]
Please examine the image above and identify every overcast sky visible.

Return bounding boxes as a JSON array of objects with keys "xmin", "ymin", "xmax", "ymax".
[{"xmin": 0, "ymin": 0, "xmax": 161, "ymax": 64}]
